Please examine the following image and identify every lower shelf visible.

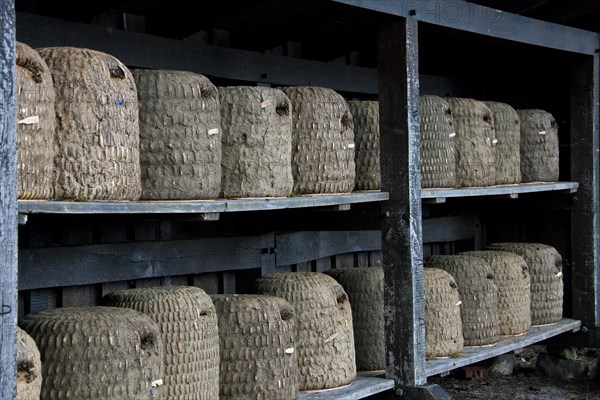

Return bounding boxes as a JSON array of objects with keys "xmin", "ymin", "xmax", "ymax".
[
  {"xmin": 298, "ymin": 374, "xmax": 395, "ymax": 400},
  {"xmin": 425, "ymin": 318, "xmax": 581, "ymax": 377}
]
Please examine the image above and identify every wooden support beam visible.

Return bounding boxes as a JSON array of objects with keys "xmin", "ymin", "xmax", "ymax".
[
  {"xmin": 0, "ymin": 2, "xmax": 17, "ymax": 398},
  {"xmin": 570, "ymin": 51, "xmax": 600, "ymax": 327},
  {"xmin": 377, "ymin": 18, "xmax": 427, "ymax": 387}
]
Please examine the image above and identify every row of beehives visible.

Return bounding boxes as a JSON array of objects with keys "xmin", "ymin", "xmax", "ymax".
[
  {"xmin": 15, "ymin": 241, "xmax": 563, "ymax": 399},
  {"xmin": 17, "ymin": 271, "xmax": 358, "ymax": 400},
  {"xmin": 17, "ymin": 41, "xmax": 559, "ymax": 203}
]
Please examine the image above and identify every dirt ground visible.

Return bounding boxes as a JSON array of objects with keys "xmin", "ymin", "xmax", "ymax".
[{"xmin": 432, "ymin": 346, "xmax": 600, "ymax": 399}]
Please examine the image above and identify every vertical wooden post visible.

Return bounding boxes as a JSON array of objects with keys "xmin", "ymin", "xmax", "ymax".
[
  {"xmin": 0, "ymin": 0, "xmax": 18, "ymax": 398},
  {"xmin": 570, "ymin": 51, "xmax": 600, "ymax": 328},
  {"xmin": 377, "ymin": 19, "xmax": 426, "ymax": 387}
]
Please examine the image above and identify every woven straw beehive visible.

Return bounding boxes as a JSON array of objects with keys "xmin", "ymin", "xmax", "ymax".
[
  {"xmin": 211, "ymin": 294, "xmax": 298, "ymax": 400},
  {"xmin": 346, "ymin": 101, "xmax": 380, "ymax": 190},
  {"xmin": 219, "ymin": 86, "xmax": 293, "ymax": 198},
  {"xmin": 487, "ymin": 242, "xmax": 563, "ymax": 325},
  {"xmin": 17, "ymin": 326, "xmax": 42, "ymax": 400},
  {"xmin": 255, "ymin": 272, "xmax": 356, "ymax": 391},
  {"xmin": 19, "ymin": 307, "xmax": 163, "ymax": 400},
  {"xmin": 517, "ymin": 109, "xmax": 559, "ymax": 182},
  {"xmin": 424, "ymin": 268, "xmax": 464, "ymax": 358},
  {"xmin": 282, "ymin": 87, "xmax": 356, "ymax": 194},
  {"xmin": 16, "ymin": 41, "xmax": 56, "ymax": 200},
  {"xmin": 425, "ymin": 256, "xmax": 499, "ymax": 347},
  {"xmin": 324, "ymin": 267, "xmax": 384, "ymax": 371},
  {"xmin": 420, "ymin": 95, "xmax": 456, "ymax": 188},
  {"xmin": 134, "ymin": 69, "xmax": 222, "ymax": 199},
  {"xmin": 38, "ymin": 47, "xmax": 141, "ymax": 200},
  {"xmin": 447, "ymin": 98, "xmax": 496, "ymax": 187},
  {"xmin": 460, "ymin": 251, "xmax": 531, "ymax": 335},
  {"xmin": 485, "ymin": 101, "xmax": 521, "ymax": 185},
  {"xmin": 103, "ymin": 286, "xmax": 219, "ymax": 400}
]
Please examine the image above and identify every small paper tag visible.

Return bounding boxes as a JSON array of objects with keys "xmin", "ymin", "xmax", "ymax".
[
  {"xmin": 261, "ymin": 100, "xmax": 271, "ymax": 108},
  {"xmin": 208, "ymin": 128, "xmax": 219, "ymax": 135},
  {"xmin": 539, "ymin": 130, "xmax": 547, "ymax": 135},
  {"xmin": 556, "ymin": 272, "xmax": 563, "ymax": 278},
  {"xmin": 455, "ymin": 301, "xmax": 462, "ymax": 306},
  {"xmin": 492, "ymin": 139, "xmax": 498, "ymax": 144},
  {"xmin": 324, "ymin": 332, "xmax": 339, "ymax": 343},
  {"xmin": 449, "ymin": 133, "xmax": 456, "ymax": 138},
  {"xmin": 151, "ymin": 379, "xmax": 163, "ymax": 387},
  {"xmin": 348, "ymin": 143, "xmax": 355, "ymax": 149},
  {"xmin": 18, "ymin": 116, "xmax": 39, "ymax": 125},
  {"xmin": 285, "ymin": 347, "xmax": 295, "ymax": 354}
]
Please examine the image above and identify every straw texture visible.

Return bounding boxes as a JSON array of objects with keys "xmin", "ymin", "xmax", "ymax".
[
  {"xmin": 347, "ymin": 101, "xmax": 380, "ymax": 190},
  {"xmin": 487, "ymin": 242, "xmax": 563, "ymax": 325},
  {"xmin": 282, "ymin": 87, "xmax": 356, "ymax": 194},
  {"xmin": 211, "ymin": 295, "xmax": 299, "ymax": 400},
  {"xmin": 485, "ymin": 101, "xmax": 521, "ymax": 184},
  {"xmin": 38, "ymin": 47, "xmax": 141, "ymax": 200},
  {"xmin": 219, "ymin": 86, "xmax": 293, "ymax": 198},
  {"xmin": 103, "ymin": 286, "xmax": 220, "ymax": 400},
  {"xmin": 424, "ymin": 268, "xmax": 464, "ymax": 358},
  {"xmin": 420, "ymin": 95, "xmax": 456, "ymax": 188},
  {"xmin": 19, "ymin": 307, "xmax": 163, "ymax": 400},
  {"xmin": 324, "ymin": 267, "xmax": 384, "ymax": 371},
  {"xmin": 16, "ymin": 41, "xmax": 56, "ymax": 200},
  {"xmin": 134, "ymin": 69, "xmax": 221, "ymax": 199},
  {"xmin": 460, "ymin": 251, "xmax": 531, "ymax": 335},
  {"xmin": 17, "ymin": 326, "xmax": 42, "ymax": 400},
  {"xmin": 255, "ymin": 272, "xmax": 356, "ymax": 391},
  {"xmin": 517, "ymin": 109, "xmax": 559, "ymax": 182},
  {"xmin": 448, "ymin": 98, "xmax": 496, "ymax": 187},
  {"xmin": 425, "ymin": 256, "xmax": 499, "ymax": 347}
]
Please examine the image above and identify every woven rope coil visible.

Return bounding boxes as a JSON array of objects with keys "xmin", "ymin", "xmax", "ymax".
[
  {"xmin": 134, "ymin": 69, "xmax": 222, "ymax": 199},
  {"xmin": 487, "ymin": 242, "xmax": 563, "ymax": 325},
  {"xmin": 324, "ymin": 267, "xmax": 384, "ymax": 371},
  {"xmin": 346, "ymin": 101, "xmax": 380, "ymax": 190},
  {"xmin": 19, "ymin": 307, "xmax": 163, "ymax": 400},
  {"xmin": 282, "ymin": 87, "xmax": 356, "ymax": 194},
  {"xmin": 211, "ymin": 294, "xmax": 299, "ymax": 400},
  {"xmin": 485, "ymin": 101, "xmax": 521, "ymax": 185},
  {"xmin": 425, "ymin": 256, "xmax": 499, "ymax": 347},
  {"xmin": 420, "ymin": 95, "xmax": 456, "ymax": 188},
  {"xmin": 16, "ymin": 41, "xmax": 56, "ymax": 200},
  {"xmin": 103, "ymin": 286, "xmax": 220, "ymax": 400},
  {"xmin": 219, "ymin": 86, "xmax": 293, "ymax": 198},
  {"xmin": 459, "ymin": 251, "xmax": 531, "ymax": 335},
  {"xmin": 255, "ymin": 272, "xmax": 356, "ymax": 391},
  {"xmin": 447, "ymin": 98, "xmax": 496, "ymax": 187},
  {"xmin": 17, "ymin": 326, "xmax": 42, "ymax": 400},
  {"xmin": 424, "ymin": 268, "xmax": 464, "ymax": 358},
  {"xmin": 517, "ymin": 109, "xmax": 559, "ymax": 182},
  {"xmin": 38, "ymin": 47, "xmax": 141, "ymax": 200}
]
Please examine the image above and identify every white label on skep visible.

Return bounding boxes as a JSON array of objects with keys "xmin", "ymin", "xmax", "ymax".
[
  {"xmin": 449, "ymin": 133, "xmax": 456, "ymax": 138},
  {"xmin": 348, "ymin": 143, "xmax": 355, "ymax": 149},
  {"xmin": 18, "ymin": 116, "xmax": 39, "ymax": 125},
  {"xmin": 151, "ymin": 379, "xmax": 163, "ymax": 387},
  {"xmin": 208, "ymin": 128, "xmax": 219, "ymax": 135},
  {"xmin": 556, "ymin": 272, "xmax": 563, "ymax": 278},
  {"xmin": 539, "ymin": 131, "xmax": 547, "ymax": 135},
  {"xmin": 285, "ymin": 347, "xmax": 295, "ymax": 354},
  {"xmin": 455, "ymin": 301, "xmax": 462, "ymax": 306},
  {"xmin": 261, "ymin": 100, "xmax": 271, "ymax": 108},
  {"xmin": 324, "ymin": 332, "xmax": 339, "ymax": 342}
]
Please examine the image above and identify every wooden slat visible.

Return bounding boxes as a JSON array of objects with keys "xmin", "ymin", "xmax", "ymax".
[
  {"xmin": 192, "ymin": 273, "xmax": 219, "ymax": 294},
  {"xmin": 28, "ymin": 289, "xmax": 58, "ymax": 313},
  {"xmin": 315, "ymin": 257, "xmax": 333, "ymax": 272},
  {"xmin": 335, "ymin": 253, "xmax": 356, "ymax": 269},
  {"xmin": 426, "ymin": 319, "xmax": 581, "ymax": 377},
  {"xmin": 334, "ymin": 0, "xmax": 600, "ymax": 55},
  {"xmin": 0, "ymin": 3, "xmax": 18, "ymax": 397},
  {"xmin": 570, "ymin": 53, "xmax": 600, "ymax": 326},
  {"xmin": 18, "ymin": 192, "xmax": 389, "ymax": 215},
  {"xmin": 421, "ymin": 182, "xmax": 578, "ymax": 200},
  {"xmin": 61, "ymin": 285, "xmax": 97, "ymax": 307},
  {"xmin": 422, "ymin": 215, "xmax": 479, "ymax": 243},
  {"xmin": 275, "ymin": 231, "xmax": 382, "ymax": 267},
  {"xmin": 298, "ymin": 376, "xmax": 395, "ymax": 400},
  {"xmin": 377, "ymin": 19, "xmax": 427, "ymax": 387},
  {"xmin": 19, "ymin": 236, "xmax": 265, "ymax": 290}
]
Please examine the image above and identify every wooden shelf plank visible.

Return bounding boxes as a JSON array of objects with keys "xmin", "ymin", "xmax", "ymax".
[
  {"xmin": 421, "ymin": 182, "xmax": 578, "ymax": 201},
  {"xmin": 17, "ymin": 192, "xmax": 389, "ymax": 215},
  {"xmin": 425, "ymin": 318, "xmax": 581, "ymax": 377},
  {"xmin": 298, "ymin": 375, "xmax": 395, "ymax": 400}
]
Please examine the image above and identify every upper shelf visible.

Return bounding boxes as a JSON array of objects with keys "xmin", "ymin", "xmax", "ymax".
[
  {"xmin": 17, "ymin": 191, "xmax": 389, "ymax": 217},
  {"xmin": 421, "ymin": 182, "xmax": 578, "ymax": 203}
]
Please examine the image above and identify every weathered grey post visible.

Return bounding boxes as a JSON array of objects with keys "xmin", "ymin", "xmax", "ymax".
[{"xmin": 0, "ymin": 0, "xmax": 18, "ymax": 398}]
